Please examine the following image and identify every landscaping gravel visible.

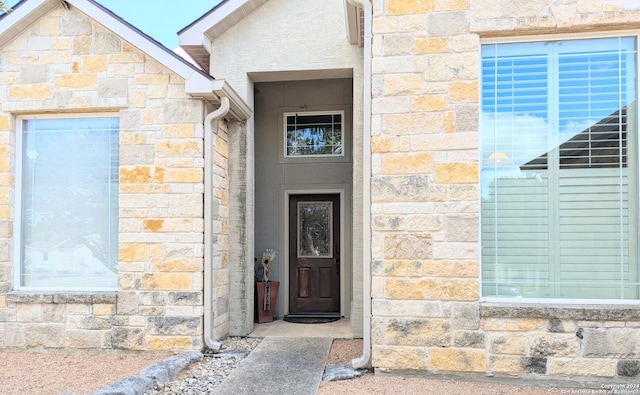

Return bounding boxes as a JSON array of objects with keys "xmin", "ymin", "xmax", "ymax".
[{"xmin": 144, "ymin": 336, "xmax": 263, "ymax": 395}]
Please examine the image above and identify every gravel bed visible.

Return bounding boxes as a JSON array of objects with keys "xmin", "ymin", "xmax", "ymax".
[{"xmin": 144, "ymin": 336, "xmax": 263, "ymax": 395}]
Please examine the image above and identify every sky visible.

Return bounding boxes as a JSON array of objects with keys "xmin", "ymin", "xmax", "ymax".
[{"xmin": 6, "ymin": 0, "xmax": 222, "ymax": 49}]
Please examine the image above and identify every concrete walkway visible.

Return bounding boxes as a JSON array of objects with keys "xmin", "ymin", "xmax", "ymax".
[{"xmin": 214, "ymin": 337, "xmax": 333, "ymax": 395}]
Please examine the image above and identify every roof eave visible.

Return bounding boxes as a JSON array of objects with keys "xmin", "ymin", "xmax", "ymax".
[{"xmin": 186, "ymin": 78, "xmax": 252, "ymax": 121}]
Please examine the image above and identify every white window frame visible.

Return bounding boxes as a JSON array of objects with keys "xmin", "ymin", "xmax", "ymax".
[
  {"xmin": 14, "ymin": 113, "xmax": 119, "ymax": 292},
  {"xmin": 479, "ymin": 31, "xmax": 640, "ymax": 305}
]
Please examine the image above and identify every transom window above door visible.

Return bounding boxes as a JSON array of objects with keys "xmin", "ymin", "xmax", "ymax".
[{"xmin": 284, "ymin": 111, "xmax": 344, "ymax": 157}]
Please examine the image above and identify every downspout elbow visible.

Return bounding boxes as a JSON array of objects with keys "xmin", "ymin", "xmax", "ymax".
[
  {"xmin": 346, "ymin": 0, "xmax": 372, "ymax": 370},
  {"xmin": 204, "ymin": 96, "xmax": 230, "ymax": 351}
]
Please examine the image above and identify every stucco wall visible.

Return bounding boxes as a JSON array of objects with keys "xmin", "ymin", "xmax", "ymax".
[
  {"xmin": 0, "ymin": 5, "xmax": 227, "ymax": 351},
  {"xmin": 210, "ymin": 0, "xmax": 365, "ymax": 336},
  {"xmin": 371, "ymin": 0, "xmax": 640, "ymax": 382}
]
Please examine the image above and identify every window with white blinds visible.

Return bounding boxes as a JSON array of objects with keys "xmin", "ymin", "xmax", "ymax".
[
  {"xmin": 481, "ymin": 37, "xmax": 638, "ymax": 300},
  {"xmin": 17, "ymin": 117, "xmax": 119, "ymax": 290}
]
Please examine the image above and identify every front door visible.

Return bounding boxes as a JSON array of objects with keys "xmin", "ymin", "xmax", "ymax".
[{"xmin": 289, "ymin": 194, "xmax": 340, "ymax": 315}]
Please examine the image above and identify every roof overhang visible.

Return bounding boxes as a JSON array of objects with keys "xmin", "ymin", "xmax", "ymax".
[
  {"xmin": 178, "ymin": 0, "xmax": 269, "ymax": 74},
  {"xmin": 0, "ymin": 0, "xmax": 251, "ymax": 121}
]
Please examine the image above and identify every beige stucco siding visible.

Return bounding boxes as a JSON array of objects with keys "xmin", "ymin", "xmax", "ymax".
[
  {"xmin": 0, "ymin": 4, "xmax": 228, "ymax": 351},
  {"xmin": 209, "ymin": 0, "xmax": 365, "ymax": 336}
]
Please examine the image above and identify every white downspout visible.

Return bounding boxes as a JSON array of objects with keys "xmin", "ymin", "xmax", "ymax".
[
  {"xmin": 346, "ymin": 0, "xmax": 372, "ymax": 369},
  {"xmin": 203, "ymin": 96, "xmax": 230, "ymax": 351}
]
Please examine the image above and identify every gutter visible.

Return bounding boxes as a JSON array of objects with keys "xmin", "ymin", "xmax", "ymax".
[
  {"xmin": 203, "ymin": 96, "xmax": 230, "ymax": 351},
  {"xmin": 346, "ymin": 0, "xmax": 372, "ymax": 369}
]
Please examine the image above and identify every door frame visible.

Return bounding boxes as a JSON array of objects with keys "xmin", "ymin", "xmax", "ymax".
[{"xmin": 282, "ymin": 187, "xmax": 350, "ymax": 317}]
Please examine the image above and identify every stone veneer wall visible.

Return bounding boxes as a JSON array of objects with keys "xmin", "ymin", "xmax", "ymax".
[
  {"xmin": 0, "ymin": 5, "xmax": 227, "ymax": 351},
  {"xmin": 371, "ymin": 0, "xmax": 640, "ymax": 382}
]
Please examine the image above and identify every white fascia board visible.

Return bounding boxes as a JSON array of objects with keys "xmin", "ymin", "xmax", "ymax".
[
  {"xmin": 0, "ymin": 0, "xmax": 53, "ymax": 48},
  {"xmin": 66, "ymin": 0, "xmax": 210, "ymax": 84},
  {"xmin": 178, "ymin": 0, "xmax": 251, "ymax": 45}
]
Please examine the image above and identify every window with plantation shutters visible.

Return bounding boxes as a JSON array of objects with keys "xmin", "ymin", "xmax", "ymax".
[{"xmin": 481, "ymin": 37, "xmax": 638, "ymax": 300}]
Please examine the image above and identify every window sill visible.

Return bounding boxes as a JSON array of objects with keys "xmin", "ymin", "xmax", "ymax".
[
  {"xmin": 480, "ymin": 301, "xmax": 640, "ymax": 321},
  {"xmin": 6, "ymin": 291, "xmax": 116, "ymax": 304}
]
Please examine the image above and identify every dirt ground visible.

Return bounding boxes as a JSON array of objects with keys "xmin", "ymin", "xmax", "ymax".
[{"xmin": 0, "ymin": 339, "xmax": 587, "ymax": 395}]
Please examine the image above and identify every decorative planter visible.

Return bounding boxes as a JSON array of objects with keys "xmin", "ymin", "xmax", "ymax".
[{"xmin": 255, "ymin": 281, "xmax": 280, "ymax": 323}]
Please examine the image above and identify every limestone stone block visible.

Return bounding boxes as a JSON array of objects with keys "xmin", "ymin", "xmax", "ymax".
[
  {"xmin": 20, "ymin": 64, "xmax": 49, "ymax": 84},
  {"xmin": 489, "ymin": 332, "xmax": 528, "ymax": 355},
  {"xmin": 146, "ymin": 316, "xmax": 202, "ymax": 336},
  {"xmin": 24, "ymin": 323, "xmax": 64, "ymax": 348},
  {"xmin": 482, "ymin": 318, "xmax": 542, "ymax": 331},
  {"xmin": 382, "ymin": 74, "xmax": 422, "ymax": 96},
  {"xmin": 383, "ymin": 112, "xmax": 445, "ymax": 135},
  {"xmin": 430, "ymin": 348, "xmax": 486, "ymax": 372},
  {"xmin": 384, "ymin": 233, "xmax": 432, "ymax": 259},
  {"xmin": 414, "ymin": 38, "xmax": 450, "ymax": 55},
  {"xmin": 426, "ymin": 53, "xmax": 479, "ymax": 82},
  {"xmin": 584, "ymin": 328, "xmax": 640, "ymax": 358},
  {"xmin": 93, "ymin": 304, "xmax": 115, "ymax": 316},
  {"xmin": 55, "ymin": 74, "xmax": 97, "ymax": 89},
  {"xmin": 117, "ymin": 292, "xmax": 139, "ymax": 315},
  {"xmin": 489, "ymin": 355, "xmax": 526, "ymax": 373},
  {"xmin": 384, "ymin": 278, "xmax": 438, "ymax": 300},
  {"xmin": 111, "ymin": 326, "xmax": 145, "ymax": 350},
  {"xmin": 529, "ymin": 333, "xmax": 580, "ymax": 357},
  {"xmin": 382, "ymin": 318, "xmax": 451, "ymax": 346},
  {"xmin": 454, "ymin": 330, "xmax": 485, "ymax": 348},
  {"xmin": 381, "ymin": 153, "xmax": 434, "ymax": 175},
  {"xmin": 65, "ymin": 329, "xmax": 102, "ymax": 348},
  {"xmin": 3, "ymin": 324, "xmax": 25, "ymax": 347},
  {"xmin": 385, "ymin": 0, "xmax": 435, "ymax": 15},
  {"xmin": 66, "ymin": 304, "xmax": 91, "ymax": 315},
  {"xmin": 372, "ymin": 176, "xmax": 430, "ymax": 202},
  {"xmin": 98, "ymin": 78, "xmax": 127, "ymax": 98},
  {"xmin": 449, "ymin": 81, "xmax": 479, "ymax": 102},
  {"xmin": 618, "ymin": 360, "xmax": 640, "ymax": 377},
  {"xmin": 16, "ymin": 303, "xmax": 42, "ymax": 322},
  {"xmin": 435, "ymin": 163, "xmax": 478, "ymax": 183},
  {"xmin": 451, "ymin": 302, "xmax": 480, "ymax": 330},
  {"xmin": 42, "ymin": 304, "xmax": 64, "ymax": 322},
  {"xmin": 427, "ymin": 11, "xmax": 470, "ymax": 36},
  {"xmin": 422, "ymin": 260, "xmax": 478, "ymax": 277},
  {"xmin": 8, "ymin": 84, "xmax": 52, "ymax": 100},
  {"xmin": 372, "ymin": 215, "xmax": 404, "ymax": 231},
  {"xmin": 372, "ymin": 260, "xmax": 408, "ymax": 277},
  {"xmin": 165, "ymin": 168, "xmax": 202, "ymax": 183},
  {"xmin": 61, "ymin": 11, "xmax": 92, "ymax": 35},
  {"xmin": 547, "ymin": 358, "xmax": 616, "ymax": 377},
  {"xmin": 119, "ymin": 243, "xmax": 149, "ymax": 262},
  {"xmin": 80, "ymin": 316, "xmax": 113, "ymax": 330},
  {"xmin": 521, "ymin": 357, "xmax": 547, "ymax": 374},
  {"xmin": 440, "ymin": 278, "xmax": 479, "ymax": 301},
  {"xmin": 373, "ymin": 345, "xmax": 429, "ymax": 370},
  {"xmin": 372, "ymin": 299, "xmax": 441, "ymax": 317},
  {"xmin": 146, "ymin": 335, "xmax": 194, "ymax": 350},
  {"xmin": 445, "ymin": 215, "xmax": 478, "ymax": 242}
]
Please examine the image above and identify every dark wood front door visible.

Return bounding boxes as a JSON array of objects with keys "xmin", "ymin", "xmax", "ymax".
[{"xmin": 289, "ymin": 194, "xmax": 340, "ymax": 315}]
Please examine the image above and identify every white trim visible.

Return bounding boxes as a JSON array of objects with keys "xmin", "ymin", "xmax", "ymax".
[
  {"xmin": 14, "ymin": 113, "xmax": 119, "ymax": 292},
  {"xmin": 283, "ymin": 188, "xmax": 347, "ymax": 317},
  {"xmin": 480, "ymin": 29, "xmax": 640, "ymax": 44},
  {"xmin": 481, "ymin": 297, "xmax": 640, "ymax": 305}
]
